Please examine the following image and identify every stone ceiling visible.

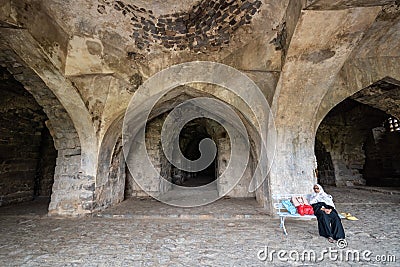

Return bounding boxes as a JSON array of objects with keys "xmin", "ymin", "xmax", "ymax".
[
  {"xmin": 0, "ymin": 0, "xmax": 290, "ymax": 78},
  {"xmin": 1, "ymin": 0, "xmax": 400, "ymax": 216},
  {"xmin": 351, "ymin": 78, "xmax": 400, "ymax": 119},
  {"xmin": 1, "ymin": 0, "xmax": 396, "ymax": 77},
  {"xmin": 1, "ymin": 0, "xmax": 399, "ymax": 138}
]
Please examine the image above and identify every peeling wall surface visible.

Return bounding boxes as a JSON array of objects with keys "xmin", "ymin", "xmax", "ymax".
[{"xmin": 0, "ymin": 0, "xmax": 399, "ymax": 216}]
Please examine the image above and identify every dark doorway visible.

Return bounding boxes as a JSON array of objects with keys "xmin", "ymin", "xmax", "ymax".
[
  {"xmin": 363, "ymin": 117, "xmax": 400, "ymax": 187},
  {"xmin": 315, "ymin": 139, "xmax": 335, "ymax": 186},
  {"xmin": 315, "ymin": 94, "xmax": 400, "ymax": 187},
  {"xmin": 172, "ymin": 118, "xmax": 218, "ymax": 187},
  {"xmin": 0, "ymin": 67, "xmax": 56, "ymax": 206}
]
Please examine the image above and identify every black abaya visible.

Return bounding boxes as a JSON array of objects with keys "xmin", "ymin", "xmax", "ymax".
[{"xmin": 311, "ymin": 202, "xmax": 345, "ymax": 240}]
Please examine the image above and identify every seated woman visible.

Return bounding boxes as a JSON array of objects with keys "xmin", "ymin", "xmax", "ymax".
[{"xmin": 310, "ymin": 184, "xmax": 345, "ymax": 243}]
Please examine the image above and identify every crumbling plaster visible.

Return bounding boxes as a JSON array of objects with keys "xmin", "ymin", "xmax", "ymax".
[
  {"xmin": 267, "ymin": 7, "xmax": 381, "ymax": 214},
  {"xmin": 0, "ymin": 0, "xmax": 399, "ymax": 215}
]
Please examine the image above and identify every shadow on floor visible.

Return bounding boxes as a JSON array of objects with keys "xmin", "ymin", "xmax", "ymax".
[{"xmin": 0, "ymin": 197, "xmax": 49, "ymax": 216}]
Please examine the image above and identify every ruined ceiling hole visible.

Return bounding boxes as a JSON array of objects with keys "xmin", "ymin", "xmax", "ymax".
[{"xmin": 387, "ymin": 117, "xmax": 400, "ymax": 132}]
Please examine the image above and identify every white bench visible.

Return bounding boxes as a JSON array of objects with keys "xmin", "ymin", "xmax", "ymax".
[{"xmin": 272, "ymin": 194, "xmax": 344, "ymax": 235}]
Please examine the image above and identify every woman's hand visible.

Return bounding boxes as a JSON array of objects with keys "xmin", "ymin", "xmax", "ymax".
[
  {"xmin": 324, "ymin": 209, "xmax": 332, "ymax": 214},
  {"xmin": 321, "ymin": 207, "xmax": 332, "ymax": 214}
]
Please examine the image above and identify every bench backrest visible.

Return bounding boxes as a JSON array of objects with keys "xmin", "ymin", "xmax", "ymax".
[{"xmin": 272, "ymin": 194, "xmax": 312, "ymax": 213}]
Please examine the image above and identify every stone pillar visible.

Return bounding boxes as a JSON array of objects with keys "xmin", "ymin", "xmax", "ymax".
[
  {"xmin": 266, "ymin": 7, "xmax": 380, "ymax": 213},
  {"xmin": 0, "ymin": 35, "xmax": 98, "ymax": 216},
  {"xmin": 49, "ymin": 151, "xmax": 96, "ymax": 216}
]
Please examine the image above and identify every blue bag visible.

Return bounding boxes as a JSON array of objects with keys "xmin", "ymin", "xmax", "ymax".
[{"xmin": 282, "ymin": 200, "xmax": 297, "ymax": 215}]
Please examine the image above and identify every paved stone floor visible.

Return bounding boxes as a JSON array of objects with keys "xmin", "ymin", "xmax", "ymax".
[{"xmin": 0, "ymin": 186, "xmax": 399, "ymax": 266}]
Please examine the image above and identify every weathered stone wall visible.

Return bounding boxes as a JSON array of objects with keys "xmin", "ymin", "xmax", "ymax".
[
  {"xmin": 314, "ymin": 139, "xmax": 335, "ymax": 186},
  {"xmin": 36, "ymin": 126, "xmax": 57, "ymax": 197},
  {"xmin": 120, "ymin": 115, "xmax": 164, "ymax": 199},
  {"xmin": 364, "ymin": 127, "xmax": 400, "ymax": 187},
  {"xmin": 125, "ymin": 115, "xmax": 175, "ymax": 197},
  {"xmin": 0, "ymin": 67, "xmax": 55, "ymax": 205},
  {"xmin": 95, "ymin": 135, "xmax": 125, "ymax": 209},
  {"xmin": 215, "ymin": 122, "xmax": 255, "ymax": 198},
  {"xmin": 0, "ymin": 42, "xmax": 95, "ymax": 216},
  {"xmin": 316, "ymin": 100, "xmax": 389, "ymax": 186},
  {"xmin": 124, "ymin": 113, "xmax": 256, "ymax": 198}
]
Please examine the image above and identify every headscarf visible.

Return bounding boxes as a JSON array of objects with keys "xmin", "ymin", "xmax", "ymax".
[{"xmin": 309, "ymin": 184, "xmax": 335, "ymax": 208}]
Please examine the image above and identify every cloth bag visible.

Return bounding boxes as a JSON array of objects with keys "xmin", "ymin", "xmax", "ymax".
[
  {"xmin": 281, "ymin": 200, "xmax": 297, "ymax": 215},
  {"xmin": 291, "ymin": 196, "xmax": 309, "ymax": 207},
  {"xmin": 297, "ymin": 204, "xmax": 314, "ymax": 215},
  {"xmin": 291, "ymin": 196, "xmax": 314, "ymax": 216}
]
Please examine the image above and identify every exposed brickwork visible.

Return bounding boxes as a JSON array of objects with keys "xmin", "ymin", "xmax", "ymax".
[
  {"xmin": 0, "ymin": 67, "xmax": 56, "ymax": 205},
  {"xmin": 364, "ymin": 126, "xmax": 400, "ymax": 187},
  {"xmin": 0, "ymin": 40, "xmax": 95, "ymax": 215},
  {"xmin": 97, "ymin": 0, "xmax": 261, "ymax": 52},
  {"xmin": 36, "ymin": 126, "xmax": 57, "ymax": 197},
  {"xmin": 316, "ymin": 100, "xmax": 389, "ymax": 186}
]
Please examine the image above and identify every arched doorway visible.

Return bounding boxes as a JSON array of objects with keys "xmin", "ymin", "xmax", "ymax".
[
  {"xmin": 315, "ymin": 78, "xmax": 400, "ymax": 188},
  {"xmin": 98, "ymin": 84, "xmax": 263, "ymax": 210},
  {"xmin": 363, "ymin": 117, "xmax": 400, "ymax": 187},
  {"xmin": 171, "ymin": 118, "xmax": 219, "ymax": 188},
  {"xmin": 0, "ymin": 66, "xmax": 57, "ymax": 207}
]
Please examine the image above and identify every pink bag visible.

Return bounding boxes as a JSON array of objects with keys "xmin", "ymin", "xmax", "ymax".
[{"xmin": 291, "ymin": 196, "xmax": 310, "ymax": 207}]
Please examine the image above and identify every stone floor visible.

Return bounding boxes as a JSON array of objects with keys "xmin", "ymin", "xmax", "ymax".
[{"xmin": 0, "ymin": 186, "xmax": 399, "ymax": 266}]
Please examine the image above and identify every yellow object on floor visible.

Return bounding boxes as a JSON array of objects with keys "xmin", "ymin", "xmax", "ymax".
[{"xmin": 340, "ymin": 212, "xmax": 359, "ymax": 220}]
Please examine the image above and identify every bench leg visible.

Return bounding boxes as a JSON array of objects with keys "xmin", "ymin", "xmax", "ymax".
[{"xmin": 279, "ymin": 217, "xmax": 288, "ymax": 235}]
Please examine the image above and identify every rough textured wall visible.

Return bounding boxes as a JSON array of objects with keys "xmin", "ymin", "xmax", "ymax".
[
  {"xmin": 125, "ymin": 115, "xmax": 171, "ymax": 198},
  {"xmin": 316, "ymin": 100, "xmax": 389, "ymax": 186},
  {"xmin": 315, "ymin": 139, "xmax": 335, "ymax": 186},
  {"xmin": 0, "ymin": 67, "xmax": 55, "ymax": 205},
  {"xmin": 124, "ymin": 113, "xmax": 256, "ymax": 198},
  {"xmin": 364, "ymin": 126, "xmax": 400, "ymax": 187},
  {"xmin": 0, "ymin": 41, "xmax": 95, "ymax": 216},
  {"xmin": 36, "ymin": 126, "xmax": 57, "ymax": 197}
]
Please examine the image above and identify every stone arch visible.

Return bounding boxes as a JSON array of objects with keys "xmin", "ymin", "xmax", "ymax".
[
  {"xmin": 95, "ymin": 84, "xmax": 268, "ymax": 210},
  {"xmin": 95, "ymin": 113, "xmax": 125, "ymax": 210},
  {"xmin": 266, "ymin": 7, "xmax": 380, "ymax": 209},
  {"xmin": 315, "ymin": 99, "xmax": 390, "ymax": 187},
  {"xmin": 315, "ymin": 9, "xmax": 400, "ymax": 129},
  {"xmin": 315, "ymin": 74, "xmax": 400, "ymax": 131},
  {"xmin": 0, "ymin": 31, "xmax": 97, "ymax": 216},
  {"xmin": 0, "ymin": 66, "xmax": 57, "ymax": 206},
  {"xmin": 312, "ymin": 12, "xmax": 400, "ymax": 188},
  {"xmin": 315, "ymin": 74, "xmax": 400, "ymax": 187}
]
